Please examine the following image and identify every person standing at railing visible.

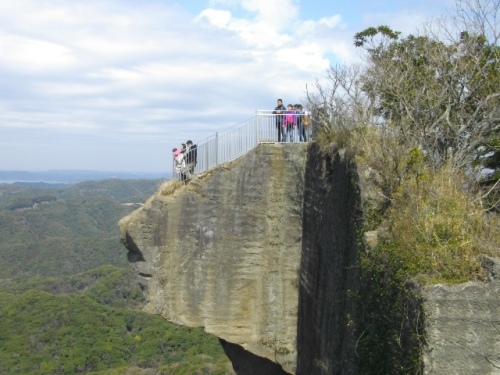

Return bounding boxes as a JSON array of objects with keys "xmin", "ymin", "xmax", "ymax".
[
  {"xmin": 179, "ymin": 143, "xmax": 191, "ymax": 181},
  {"xmin": 185, "ymin": 140, "xmax": 197, "ymax": 177},
  {"xmin": 295, "ymin": 104, "xmax": 305, "ymax": 142},
  {"xmin": 172, "ymin": 148, "xmax": 186, "ymax": 181},
  {"xmin": 283, "ymin": 104, "xmax": 296, "ymax": 142},
  {"xmin": 303, "ymin": 108, "xmax": 313, "ymax": 141},
  {"xmin": 273, "ymin": 98, "xmax": 286, "ymax": 142}
]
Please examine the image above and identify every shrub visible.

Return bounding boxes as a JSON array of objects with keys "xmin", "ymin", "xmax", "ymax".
[
  {"xmin": 376, "ymin": 164, "xmax": 500, "ymax": 284},
  {"xmin": 159, "ymin": 180, "xmax": 182, "ymax": 196}
]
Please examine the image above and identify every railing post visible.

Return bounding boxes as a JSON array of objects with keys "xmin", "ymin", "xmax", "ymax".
[
  {"xmin": 205, "ymin": 142, "xmax": 208, "ymax": 172},
  {"xmin": 215, "ymin": 132, "xmax": 218, "ymax": 166},
  {"xmin": 254, "ymin": 110, "xmax": 258, "ymax": 145}
]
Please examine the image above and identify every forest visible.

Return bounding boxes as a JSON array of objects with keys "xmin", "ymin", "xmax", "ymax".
[{"xmin": 0, "ymin": 180, "xmax": 231, "ymax": 375}]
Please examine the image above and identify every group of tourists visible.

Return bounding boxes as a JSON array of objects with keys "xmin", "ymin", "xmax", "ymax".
[
  {"xmin": 273, "ymin": 99, "xmax": 312, "ymax": 143},
  {"xmin": 172, "ymin": 140, "xmax": 197, "ymax": 182},
  {"xmin": 171, "ymin": 99, "xmax": 313, "ymax": 181}
]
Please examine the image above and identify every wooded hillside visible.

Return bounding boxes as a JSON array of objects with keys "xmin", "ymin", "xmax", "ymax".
[{"xmin": 0, "ymin": 180, "xmax": 231, "ymax": 375}]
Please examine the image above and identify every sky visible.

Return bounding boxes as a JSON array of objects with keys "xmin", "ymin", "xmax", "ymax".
[{"xmin": 0, "ymin": 0, "xmax": 456, "ymax": 174}]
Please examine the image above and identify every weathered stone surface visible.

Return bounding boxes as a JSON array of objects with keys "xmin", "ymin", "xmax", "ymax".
[
  {"xmin": 119, "ymin": 140, "xmax": 500, "ymax": 374},
  {"xmin": 423, "ymin": 279, "xmax": 500, "ymax": 374},
  {"xmin": 479, "ymin": 255, "xmax": 500, "ymax": 282},
  {"xmin": 119, "ymin": 143, "xmax": 362, "ymax": 374},
  {"xmin": 120, "ymin": 144, "xmax": 308, "ymax": 374},
  {"xmin": 297, "ymin": 145, "xmax": 360, "ymax": 375}
]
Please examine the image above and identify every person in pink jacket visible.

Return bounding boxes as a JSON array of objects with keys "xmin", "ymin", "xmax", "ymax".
[{"xmin": 283, "ymin": 104, "xmax": 296, "ymax": 142}]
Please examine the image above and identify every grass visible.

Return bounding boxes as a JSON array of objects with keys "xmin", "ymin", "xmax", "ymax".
[
  {"xmin": 159, "ymin": 180, "xmax": 183, "ymax": 196},
  {"xmin": 372, "ymin": 164, "xmax": 499, "ymax": 284}
]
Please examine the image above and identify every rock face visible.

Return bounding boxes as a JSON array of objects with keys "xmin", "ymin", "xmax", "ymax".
[
  {"xmin": 296, "ymin": 145, "xmax": 360, "ymax": 375},
  {"xmin": 423, "ymin": 255, "xmax": 500, "ymax": 375},
  {"xmin": 119, "ymin": 141, "xmax": 500, "ymax": 374},
  {"xmin": 119, "ymin": 143, "xmax": 361, "ymax": 374}
]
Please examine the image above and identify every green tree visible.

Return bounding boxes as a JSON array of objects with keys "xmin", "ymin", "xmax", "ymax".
[
  {"xmin": 357, "ymin": 28, "xmax": 499, "ymax": 169},
  {"xmin": 353, "ymin": 0, "xmax": 500, "ymax": 209}
]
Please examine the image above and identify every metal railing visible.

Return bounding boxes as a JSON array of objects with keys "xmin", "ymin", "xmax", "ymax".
[{"xmin": 173, "ymin": 110, "xmax": 313, "ymax": 180}]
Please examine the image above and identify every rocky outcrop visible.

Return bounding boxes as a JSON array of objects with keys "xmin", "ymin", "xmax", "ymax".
[
  {"xmin": 119, "ymin": 143, "xmax": 361, "ymax": 374},
  {"xmin": 423, "ymin": 255, "xmax": 500, "ymax": 375},
  {"xmin": 119, "ymin": 141, "xmax": 500, "ymax": 374}
]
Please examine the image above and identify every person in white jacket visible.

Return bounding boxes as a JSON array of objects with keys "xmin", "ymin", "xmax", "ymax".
[{"xmin": 172, "ymin": 148, "xmax": 186, "ymax": 180}]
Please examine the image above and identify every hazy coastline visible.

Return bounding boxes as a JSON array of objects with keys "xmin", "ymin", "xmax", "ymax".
[{"xmin": 0, "ymin": 170, "xmax": 167, "ymax": 184}]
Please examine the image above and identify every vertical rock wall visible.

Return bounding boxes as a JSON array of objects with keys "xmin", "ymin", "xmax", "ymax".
[
  {"xmin": 297, "ymin": 144, "xmax": 361, "ymax": 375},
  {"xmin": 119, "ymin": 143, "xmax": 362, "ymax": 374}
]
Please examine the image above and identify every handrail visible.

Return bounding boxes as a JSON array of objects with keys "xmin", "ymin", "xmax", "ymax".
[{"xmin": 173, "ymin": 110, "xmax": 313, "ymax": 181}]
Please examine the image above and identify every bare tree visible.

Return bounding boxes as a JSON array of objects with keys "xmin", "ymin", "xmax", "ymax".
[
  {"xmin": 454, "ymin": 0, "xmax": 500, "ymax": 45},
  {"xmin": 307, "ymin": 0, "xmax": 500, "ymax": 208},
  {"xmin": 306, "ymin": 64, "xmax": 377, "ymax": 148}
]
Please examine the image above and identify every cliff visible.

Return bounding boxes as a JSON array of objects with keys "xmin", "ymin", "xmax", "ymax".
[
  {"xmin": 119, "ymin": 142, "xmax": 500, "ymax": 374},
  {"xmin": 119, "ymin": 143, "xmax": 361, "ymax": 374}
]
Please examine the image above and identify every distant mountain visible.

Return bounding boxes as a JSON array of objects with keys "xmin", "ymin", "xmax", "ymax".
[
  {"xmin": 0, "ymin": 170, "xmax": 170, "ymax": 184},
  {"xmin": 0, "ymin": 179, "xmax": 162, "ymax": 277}
]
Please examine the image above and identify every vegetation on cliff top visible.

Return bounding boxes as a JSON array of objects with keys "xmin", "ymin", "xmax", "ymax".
[
  {"xmin": 309, "ymin": 1, "xmax": 500, "ymax": 373},
  {"xmin": 310, "ymin": 0, "xmax": 500, "ymax": 286}
]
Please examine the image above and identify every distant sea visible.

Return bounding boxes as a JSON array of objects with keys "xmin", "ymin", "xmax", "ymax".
[{"xmin": 0, "ymin": 170, "xmax": 169, "ymax": 185}]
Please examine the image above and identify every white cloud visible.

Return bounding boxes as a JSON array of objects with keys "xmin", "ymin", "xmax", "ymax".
[
  {"xmin": 0, "ymin": 33, "xmax": 75, "ymax": 72},
  {"xmin": 194, "ymin": 0, "xmax": 346, "ymax": 70},
  {"xmin": 197, "ymin": 8, "xmax": 232, "ymax": 28},
  {"xmin": 0, "ymin": 0, "xmax": 455, "ymax": 172},
  {"xmin": 296, "ymin": 15, "xmax": 342, "ymax": 35},
  {"xmin": 318, "ymin": 15, "xmax": 342, "ymax": 28}
]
